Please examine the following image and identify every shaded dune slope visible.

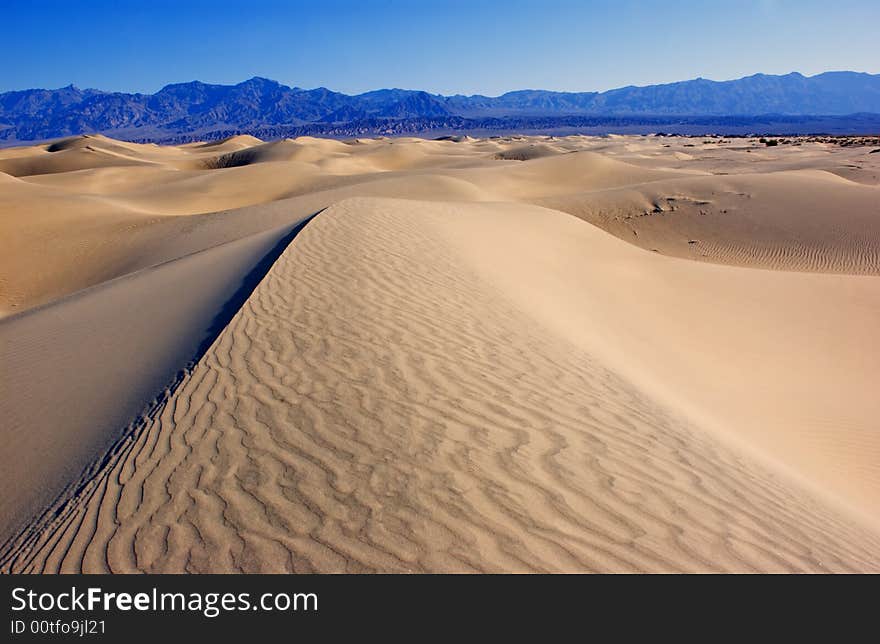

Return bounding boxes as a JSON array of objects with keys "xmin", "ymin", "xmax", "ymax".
[
  {"xmin": 0, "ymin": 216, "xmax": 314, "ymax": 543},
  {"xmin": 4, "ymin": 198, "xmax": 879, "ymax": 573}
]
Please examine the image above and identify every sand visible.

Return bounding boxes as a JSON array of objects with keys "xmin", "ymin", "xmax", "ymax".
[
  {"xmin": 0, "ymin": 220, "xmax": 311, "ymax": 537},
  {"xmin": 1, "ymin": 134, "xmax": 879, "ymax": 572}
]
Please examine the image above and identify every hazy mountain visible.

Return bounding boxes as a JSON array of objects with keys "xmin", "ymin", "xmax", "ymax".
[
  {"xmin": 446, "ymin": 89, "xmax": 600, "ymax": 116},
  {"xmin": 1, "ymin": 71, "xmax": 878, "ymax": 143},
  {"xmin": 591, "ymin": 72, "xmax": 880, "ymax": 115}
]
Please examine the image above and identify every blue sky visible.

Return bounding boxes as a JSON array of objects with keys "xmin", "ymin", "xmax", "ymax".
[{"xmin": 3, "ymin": 0, "xmax": 878, "ymax": 95}]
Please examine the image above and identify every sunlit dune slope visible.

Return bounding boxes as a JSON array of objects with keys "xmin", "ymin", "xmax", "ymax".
[{"xmin": 4, "ymin": 198, "xmax": 878, "ymax": 573}]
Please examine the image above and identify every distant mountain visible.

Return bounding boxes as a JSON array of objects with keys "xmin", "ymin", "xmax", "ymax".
[
  {"xmin": 446, "ymin": 89, "xmax": 601, "ymax": 116},
  {"xmin": 590, "ymin": 72, "xmax": 880, "ymax": 115},
  {"xmin": 1, "ymin": 71, "xmax": 878, "ymax": 143}
]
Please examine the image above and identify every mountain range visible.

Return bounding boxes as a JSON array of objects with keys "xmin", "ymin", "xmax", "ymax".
[{"xmin": 1, "ymin": 71, "xmax": 879, "ymax": 143}]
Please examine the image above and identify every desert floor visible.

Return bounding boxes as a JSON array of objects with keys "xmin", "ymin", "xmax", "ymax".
[{"xmin": 1, "ymin": 133, "xmax": 879, "ymax": 572}]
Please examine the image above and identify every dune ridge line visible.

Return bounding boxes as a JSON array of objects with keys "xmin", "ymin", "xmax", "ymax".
[{"xmin": 0, "ymin": 213, "xmax": 319, "ymax": 545}]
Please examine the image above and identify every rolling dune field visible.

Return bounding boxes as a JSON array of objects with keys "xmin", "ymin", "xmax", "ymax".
[{"xmin": 1, "ymin": 133, "xmax": 879, "ymax": 572}]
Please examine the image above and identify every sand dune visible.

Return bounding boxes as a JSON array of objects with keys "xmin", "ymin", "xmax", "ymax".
[
  {"xmin": 3, "ymin": 198, "xmax": 878, "ymax": 573},
  {"xmin": 0, "ymin": 219, "xmax": 312, "ymax": 542},
  {"xmin": 430, "ymin": 200, "xmax": 880, "ymax": 518},
  {"xmin": 190, "ymin": 134, "xmax": 264, "ymax": 151},
  {"xmin": 2, "ymin": 134, "xmax": 879, "ymax": 573},
  {"xmin": 537, "ymin": 169, "xmax": 880, "ymax": 273},
  {"xmin": 3, "ymin": 133, "xmax": 878, "ymax": 314},
  {"xmin": 0, "ymin": 145, "xmax": 157, "ymax": 177},
  {"xmin": 493, "ymin": 142, "xmax": 561, "ymax": 160}
]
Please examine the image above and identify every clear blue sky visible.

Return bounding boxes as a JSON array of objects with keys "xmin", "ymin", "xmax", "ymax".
[{"xmin": 3, "ymin": 0, "xmax": 878, "ymax": 96}]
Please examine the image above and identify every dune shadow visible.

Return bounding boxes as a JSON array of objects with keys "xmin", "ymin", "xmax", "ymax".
[{"xmin": 0, "ymin": 210, "xmax": 322, "ymax": 570}]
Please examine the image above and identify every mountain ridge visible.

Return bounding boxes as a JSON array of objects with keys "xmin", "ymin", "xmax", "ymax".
[{"xmin": 2, "ymin": 71, "xmax": 879, "ymax": 143}]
